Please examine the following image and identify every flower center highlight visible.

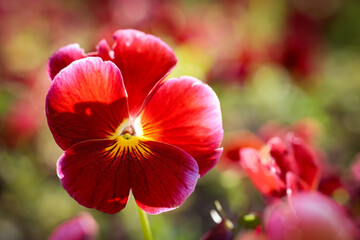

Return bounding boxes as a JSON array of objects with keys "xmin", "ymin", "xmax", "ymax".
[
  {"xmin": 106, "ymin": 118, "xmax": 145, "ymax": 156},
  {"xmin": 121, "ymin": 125, "xmax": 136, "ymax": 140},
  {"xmin": 106, "ymin": 118, "xmax": 147, "ymax": 157}
]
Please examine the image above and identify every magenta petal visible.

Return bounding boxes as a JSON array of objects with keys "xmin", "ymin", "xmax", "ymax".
[
  {"xmin": 95, "ymin": 39, "xmax": 113, "ymax": 61},
  {"xmin": 47, "ymin": 43, "xmax": 86, "ymax": 80},
  {"xmin": 46, "ymin": 57, "xmax": 129, "ymax": 150},
  {"xmin": 264, "ymin": 192, "xmax": 357, "ymax": 240},
  {"xmin": 48, "ymin": 212, "xmax": 98, "ymax": 240},
  {"xmin": 112, "ymin": 29, "xmax": 177, "ymax": 117},
  {"xmin": 139, "ymin": 77, "xmax": 223, "ymax": 176},
  {"xmin": 130, "ymin": 140, "xmax": 199, "ymax": 215},
  {"xmin": 58, "ymin": 140, "xmax": 131, "ymax": 214}
]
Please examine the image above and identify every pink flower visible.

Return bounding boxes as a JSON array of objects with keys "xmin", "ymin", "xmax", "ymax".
[
  {"xmin": 48, "ymin": 212, "xmax": 98, "ymax": 240},
  {"xmin": 264, "ymin": 192, "xmax": 357, "ymax": 240},
  {"xmin": 351, "ymin": 153, "xmax": 360, "ymax": 182},
  {"xmin": 46, "ymin": 29, "xmax": 223, "ymax": 214},
  {"xmin": 239, "ymin": 134, "xmax": 320, "ymax": 197}
]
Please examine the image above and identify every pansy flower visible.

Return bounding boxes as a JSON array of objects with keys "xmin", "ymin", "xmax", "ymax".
[
  {"xmin": 46, "ymin": 29, "xmax": 223, "ymax": 214},
  {"xmin": 239, "ymin": 134, "xmax": 320, "ymax": 198}
]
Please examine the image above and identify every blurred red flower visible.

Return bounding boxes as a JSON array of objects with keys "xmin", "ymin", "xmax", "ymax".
[
  {"xmin": 264, "ymin": 192, "xmax": 357, "ymax": 240},
  {"xmin": 269, "ymin": 10, "xmax": 324, "ymax": 82},
  {"xmin": 220, "ymin": 119, "xmax": 321, "ymax": 170},
  {"xmin": 2, "ymin": 97, "xmax": 41, "ymax": 147},
  {"xmin": 219, "ymin": 130, "xmax": 264, "ymax": 172},
  {"xmin": 239, "ymin": 134, "xmax": 321, "ymax": 197},
  {"xmin": 46, "ymin": 29, "xmax": 223, "ymax": 214},
  {"xmin": 48, "ymin": 212, "xmax": 98, "ymax": 240},
  {"xmin": 258, "ymin": 119, "xmax": 321, "ymax": 145}
]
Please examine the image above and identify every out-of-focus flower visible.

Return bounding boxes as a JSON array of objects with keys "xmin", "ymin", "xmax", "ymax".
[
  {"xmin": 236, "ymin": 230, "xmax": 267, "ymax": 240},
  {"xmin": 48, "ymin": 212, "xmax": 98, "ymax": 240},
  {"xmin": 318, "ymin": 165, "xmax": 348, "ymax": 201},
  {"xmin": 201, "ymin": 220, "xmax": 234, "ymax": 240},
  {"xmin": 351, "ymin": 153, "xmax": 360, "ymax": 182},
  {"xmin": 1, "ymin": 98, "xmax": 41, "ymax": 147},
  {"xmin": 46, "ymin": 29, "xmax": 223, "ymax": 214},
  {"xmin": 201, "ymin": 201, "xmax": 234, "ymax": 240},
  {"xmin": 264, "ymin": 192, "xmax": 357, "ymax": 240},
  {"xmin": 219, "ymin": 130, "xmax": 264, "ymax": 171},
  {"xmin": 239, "ymin": 134, "xmax": 321, "ymax": 197},
  {"xmin": 269, "ymin": 10, "xmax": 324, "ymax": 82},
  {"xmin": 220, "ymin": 119, "xmax": 321, "ymax": 172},
  {"xmin": 208, "ymin": 43, "xmax": 265, "ymax": 85},
  {"xmin": 258, "ymin": 118, "xmax": 321, "ymax": 145}
]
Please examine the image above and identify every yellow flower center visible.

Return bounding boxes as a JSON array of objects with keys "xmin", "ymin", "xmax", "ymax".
[{"xmin": 106, "ymin": 118, "xmax": 146, "ymax": 156}]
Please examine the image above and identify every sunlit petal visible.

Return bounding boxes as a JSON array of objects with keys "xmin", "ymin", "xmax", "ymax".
[
  {"xmin": 240, "ymin": 148, "xmax": 285, "ymax": 196},
  {"xmin": 139, "ymin": 76, "xmax": 223, "ymax": 176},
  {"xmin": 47, "ymin": 43, "xmax": 86, "ymax": 80},
  {"xmin": 46, "ymin": 57, "xmax": 129, "ymax": 150},
  {"xmin": 112, "ymin": 29, "xmax": 177, "ymax": 117}
]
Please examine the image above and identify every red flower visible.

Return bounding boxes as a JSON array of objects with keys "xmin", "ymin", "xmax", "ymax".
[
  {"xmin": 219, "ymin": 130, "xmax": 264, "ymax": 172},
  {"xmin": 48, "ymin": 212, "xmax": 98, "ymax": 240},
  {"xmin": 46, "ymin": 29, "xmax": 223, "ymax": 214},
  {"xmin": 239, "ymin": 134, "xmax": 320, "ymax": 197},
  {"xmin": 264, "ymin": 192, "xmax": 357, "ymax": 240}
]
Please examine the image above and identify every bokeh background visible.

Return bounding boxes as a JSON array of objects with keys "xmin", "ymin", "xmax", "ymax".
[{"xmin": 1, "ymin": 0, "xmax": 360, "ymax": 239}]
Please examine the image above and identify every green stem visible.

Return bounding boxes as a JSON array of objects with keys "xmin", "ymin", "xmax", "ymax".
[{"xmin": 136, "ymin": 205, "xmax": 154, "ymax": 240}]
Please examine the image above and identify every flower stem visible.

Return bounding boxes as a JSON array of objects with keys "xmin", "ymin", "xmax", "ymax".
[{"xmin": 136, "ymin": 205, "xmax": 153, "ymax": 240}]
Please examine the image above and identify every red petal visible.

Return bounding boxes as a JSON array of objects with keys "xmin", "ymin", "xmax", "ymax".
[
  {"xmin": 131, "ymin": 140, "xmax": 199, "ymax": 215},
  {"xmin": 289, "ymin": 135, "xmax": 321, "ymax": 190},
  {"xmin": 47, "ymin": 44, "xmax": 86, "ymax": 80},
  {"xmin": 46, "ymin": 57, "xmax": 129, "ymax": 150},
  {"xmin": 93, "ymin": 39, "xmax": 113, "ymax": 61},
  {"xmin": 285, "ymin": 171, "xmax": 309, "ymax": 196},
  {"xmin": 57, "ymin": 139, "xmax": 131, "ymax": 214},
  {"xmin": 268, "ymin": 137, "xmax": 295, "ymax": 181},
  {"xmin": 139, "ymin": 77, "xmax": 223, "ymax": 176},
  {"xmin": 112, "ymin": 29, "xmax": 177, "ymax": 117},
  {"xmin": 240, "ymin": 148, "xmax": 285, "ymax": 197}
]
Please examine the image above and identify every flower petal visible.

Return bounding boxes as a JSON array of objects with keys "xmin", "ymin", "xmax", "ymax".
[
  {"xmin": 139, "ymin": 77, "xmax": 223, "ymax": 176},
  {"xmin": 268, "ymin": 137, "xmax": 295, "ymax": 181},
  {"xmin": 47, "ymin": 44, "xmax": 86, "ymax": 80},
  {"xmin": 48, "ymin": 212, "xmax": 98, "ymax": 240},
  {"xmin": 112, "ymin": 29, "xmax": 177, "ymax": 117},
  {"xmin": 240, "ymin": 148, "xmax": 285, "ymax": 197},
  {"xmin": 57, "ymin": 139, "xmax": 131, "ymax": 214},
  {"xmin": 289, "ymin": 136, "xmax": 321, "ymax": 190},
  {"xmin": 285, "ymin": 171, "xmax": 309, "ymax": 196},
  {"xmin": 130, "ymin": 139, "xmax": 199, "ymax": 215},
  {"xmin": 264, "ymin": 192, "xmax": 357, "ymax": 240},
  {"xmin": 46, "ymin": 57, "xmax": 129, "ymax": 150}
]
